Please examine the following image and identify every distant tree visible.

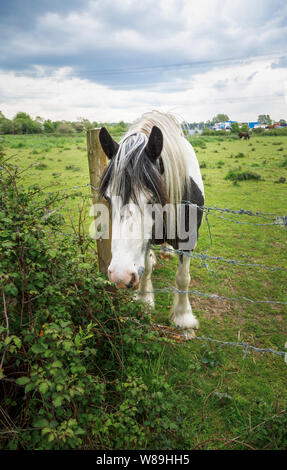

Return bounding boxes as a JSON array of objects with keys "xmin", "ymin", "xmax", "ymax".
[
  {"xmin": 56, "ymin": 122, "xmax": 75, "ymax": 134},
  {"xmin": 12, "ymin": 112, "xmax": 42, "ymax": 134},
  {"xmin": 13, "ymin": 112, "xmax": 31, "ymax": 134},
  {"xmin": 211, "ymin": 114, "xmax": 230, "ymax": 124},
  {"xmin": 80, "ymin": 119, "xmax": 93, "ymax": 131},
  {"xmin": 279, "ymin": 119, "xmax": 286, "ymax": 125},
  {"xmin": 240, "ymin": 123, "xmax": 250, "ymax": 133},
  {"xmin": 35, "ymin": 116, "xmax": 44, "ymax": 124},
  {"xmin": 0, "ymin": 117, "xmax": 13, "ymax": 134},
  {"xmin": 53, "ymin": 121, "xmax": 62, "ymax": 130},
  {"xmin": 72, "ymin": 121, "xmax": 85, "ymax": 133},
  {"xmin": 34, "ymin": 116, "xmax": 44, "ymax": 131},
  {"xmin": 257, "ymin": 114, "xmax": 272, "ymax": 125},
  {"xmin": 112, "ymin": 121, "xmax": 128, "ymax": 134},
  {"xmin": 43, "ymin": 119, "xmax": 55, "ymax": 133},
  {"xmin": 118, "ymin": 120, "xmax": 127, "ymax": 128},
  {"xmin": 231, "ymin": 122, "xmax": 240, "ymax": 133}
]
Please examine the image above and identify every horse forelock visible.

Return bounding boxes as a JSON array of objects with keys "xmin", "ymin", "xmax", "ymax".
[{"xmin": 99, "ymin": 132, "xmax": 168, "ymax": 207}]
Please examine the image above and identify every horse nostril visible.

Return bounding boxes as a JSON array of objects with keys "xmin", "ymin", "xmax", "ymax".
[{"xmin": 126, "ymin": 273, "xmax": 136, "ymax": 289}]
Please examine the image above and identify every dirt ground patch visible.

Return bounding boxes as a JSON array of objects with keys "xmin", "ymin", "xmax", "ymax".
[{"xmin": 191, "ymin": 296, "xmax": 233, "ymax": 321}]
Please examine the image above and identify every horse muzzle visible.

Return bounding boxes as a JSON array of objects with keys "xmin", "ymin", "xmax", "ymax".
[{"xmin": 108, "ymin": 268, "xmax": 140, "ymax": 290}]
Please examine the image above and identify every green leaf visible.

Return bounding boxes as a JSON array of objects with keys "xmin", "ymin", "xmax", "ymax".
[
  {"xmin": 31, "ymin": 343, "xmax": 45, "ymax": 354},
  {"xmin": 41, "ymin": 427, "xmax": 50, "ymax": 436},
  {"xmin": 51, "ymin": 360, "xmax": 63, "ymax": 368},
  {"xmin": 33, "ymin": 418, "xmax": 49, "ymax": 428},
  {"xmin": 48, "ymin": 433, "xmax": 55, "ymax": 443},
  {"xmin": 53, "ymin": 396, "xmax": 63, "ymax": 407},
  {"xmin": 25, "ymin": 383, "xmax": 36, "ymax": 394},
  {"xmin": 13, "ymin": 337, "xmax": 22, "ymax": 349},
  {"xmin": 16, "ymin": 377, "xmax": 30, "ymax": 385},
  {"xmin": 39, "ymin": 382, "xmax": 49, "ymax": 394},
  {"xmin": 4, "ymin": 283, "xmax": 18, "ymax": 296}
]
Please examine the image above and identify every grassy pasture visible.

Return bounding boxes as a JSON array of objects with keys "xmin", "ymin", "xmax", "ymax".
[{"xmin": 1, "ymin": 131, "xmax": 287, "ymax": 449}]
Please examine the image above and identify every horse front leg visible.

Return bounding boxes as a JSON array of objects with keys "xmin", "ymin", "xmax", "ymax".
[
  {"xmin": 171, "ymin": 254, "xmax": 199, "ymax": 338},
  {"xmin": 134, "ymin": 249, "xmax": 156, "ymax": 308}
]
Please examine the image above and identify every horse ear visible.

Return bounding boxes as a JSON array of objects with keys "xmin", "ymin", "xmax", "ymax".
[
  {"xmin": 99, "ymin": 127, "xmax": 119, "ymax": 159},
  {"xmin": 146, "ymin": 126, "xmax": 163, "ymax": 163}
]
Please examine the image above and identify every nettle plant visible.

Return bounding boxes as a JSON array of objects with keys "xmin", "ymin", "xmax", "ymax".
[{"xmin": 0, "ymin": 158, "xmax": 184, "ymax": 450}]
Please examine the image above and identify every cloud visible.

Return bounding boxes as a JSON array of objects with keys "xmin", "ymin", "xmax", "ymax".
[
  {"xmin": 0, "ymin": 56, "xmax": 286, "ymax": 123},
  {"xmin": 0, "ymin": 0, "xmax": 287, "ymax": 120},
  {"xmin": 271, "ymin": 56, "xmax": 287, "ymax": 69},
  {"xmin": 1, "ymin": 0, "xmax": 287, "ymax": 74}
]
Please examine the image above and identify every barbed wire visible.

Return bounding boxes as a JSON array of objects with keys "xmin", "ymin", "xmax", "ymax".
[
  {"xmin": 203, "ymin": 211, "xmax": 286, "ymax": 227},
  {"xmin": 148, "ymin": 284, "xmax": 287, "ymax": 306},
  {"xmin": 152, "ymin": 245, "xmax": 287, "ymax": 272},
  {"xmin": 124, "ymin": 317, "xmax": 287, "ymax": 358},
  {"xmin": 40, "ymin": 227, "xmax": 287, "ymax": 307},
  {"xmin": 42, "ymin": 227, "xmax": 286, "ymax": 275},
  {"xmin": 38, "ymin": 183, "xmax": 92, "ymax": 197},
  {"xmin": 194, "ymin": 335, "xmax": 287, "ymax": 358},
  {"xmin": 25, "ymin": 181, "xmax": 287, "ymax": 228},
  {"xmin": 75, "ymin": 185, "xmax": 287, "ymax": 227},
  {"xmin": 190, "ymin": 203, "xmax": 284, "ymax": 219}
]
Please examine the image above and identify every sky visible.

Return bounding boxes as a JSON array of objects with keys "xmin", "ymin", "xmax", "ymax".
[{"xmin": 0, "ymin": 0, "xmax": 287, "ymax": 123}]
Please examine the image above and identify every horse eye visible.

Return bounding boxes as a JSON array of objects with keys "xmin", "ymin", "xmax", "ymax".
[
  {"xmin": 104, "ymin": 195, "xmax": 111, "ymax": 204},
  {"xmin": 148, "ymin": 197, "xmax": 157, "ymax": 204}
]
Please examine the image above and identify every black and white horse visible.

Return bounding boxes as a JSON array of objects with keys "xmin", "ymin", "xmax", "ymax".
[{"xmin": 99, "ymin": 111, "xmax": 204, "ymax": 338}]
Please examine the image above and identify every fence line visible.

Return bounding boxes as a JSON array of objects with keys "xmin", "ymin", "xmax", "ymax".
[
  {"xmin": 187, "ymin": 203, "xmax": 284, "ymax": 219},
  {"xmin": 32, "ymin": 181, "xmax": 287, "ymax": 224},
  {"xmin": 151, "ymin": 246, "xmax": 287, "ymax": 272},
  {"xmin": 124, "ymin": 317, "xmax": 287, "ymax": 358},
  {"xmin": 194, "ymin": 335, "xmax": 287, "ymax": 358},
  {"xmin": 43, "ymin": 228, "xmax": 287, "ymax": 274},
  {"xmin": 42, "ymin": 228, "xmax": 287, "ymax": 306},
  {"xmin": 202, "ymin": 212, "xmax": 287, "ymax": 227},
  {"xmin": 149, "ymin": 285, "xmax": 287, "ymax": 306},
  {"xmin": 39, "ymin": 182, "xmax": 286, "ymax": 310},
  {"xmin": 2, "ymin": 164, "xmax": 287, "ymax": 359}
]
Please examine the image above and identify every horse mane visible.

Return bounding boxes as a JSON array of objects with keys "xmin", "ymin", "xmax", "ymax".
[
  {"xmin": 128, "ymin": 110, "xmax": 191, "ymax": 205},
  {"xmin": 100, "ymin": 110, "xmax": 191, "ymax": 206}
]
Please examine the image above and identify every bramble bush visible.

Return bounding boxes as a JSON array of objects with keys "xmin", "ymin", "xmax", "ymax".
[{"xmin": 0, "ymin": 156, "xmax": 186, "ymax": 450}]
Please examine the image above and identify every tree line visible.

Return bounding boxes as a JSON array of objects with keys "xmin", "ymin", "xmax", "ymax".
[
  {"xmin": 189, "ymin": 114, "xmax": 286, "ymax": 130},
  {"xmin": 0, "ymin": 111, "xmax": 129, "ymax": 135},
  {"xmin": 1, "ymin": 110, "xmax": 285, "ymax": 136}
]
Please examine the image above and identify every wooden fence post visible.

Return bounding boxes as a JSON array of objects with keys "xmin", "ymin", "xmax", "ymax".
[{"xmin": 87, "ymin": 128, "xmax": 112, "ymax": 274}]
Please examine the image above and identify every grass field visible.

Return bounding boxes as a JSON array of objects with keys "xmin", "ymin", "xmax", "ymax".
[{"xmin": 1, "ymin": 131, "xmax": 287, "ymax": 449}]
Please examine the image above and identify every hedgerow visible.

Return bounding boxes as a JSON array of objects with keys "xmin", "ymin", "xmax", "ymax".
[{"xmin": 0, "ymin": 158, "xmax": 184, "ymax": 450}]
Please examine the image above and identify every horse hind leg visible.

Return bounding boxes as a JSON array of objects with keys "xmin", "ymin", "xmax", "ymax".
[{"xmin": 171, "ymin": 254, "xmax": 199, "ymax": 339}]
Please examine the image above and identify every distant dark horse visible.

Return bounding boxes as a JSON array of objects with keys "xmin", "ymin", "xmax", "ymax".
[{"xmin": 239, "ymin": 132, "xmax": 250, "ymax": 140}]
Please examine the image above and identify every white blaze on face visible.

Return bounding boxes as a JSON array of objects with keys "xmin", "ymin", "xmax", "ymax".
[{"xmin": 107, "ymin": 193, "xmax": 153, "ymax": 289}]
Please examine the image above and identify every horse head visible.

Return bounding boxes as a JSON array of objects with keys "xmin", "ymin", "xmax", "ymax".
[{"xmin": 99, "ymin": 126, "xmax": 166, "ymax": 289}]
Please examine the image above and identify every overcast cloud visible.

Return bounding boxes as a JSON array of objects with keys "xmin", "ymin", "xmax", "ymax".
[{"xmin": 0, "ymin": 0, "xmax": 287, "ymax": 122}]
